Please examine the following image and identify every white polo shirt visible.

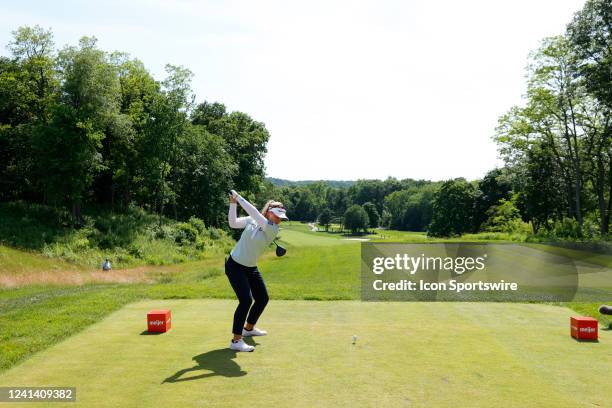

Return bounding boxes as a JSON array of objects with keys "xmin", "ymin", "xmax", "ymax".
[{"xmin": 230, "ymin": 217, "xmax": 280, "ymax": 267}]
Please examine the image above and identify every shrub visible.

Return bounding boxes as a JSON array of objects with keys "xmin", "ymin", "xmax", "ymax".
[
  {"xmin": 481, "ymin": 199, "xmax": 529, "ymax": 234},
  {"xmin": 551, "ymin": 217, "xmax": 583, "ymax": 239},
  {"xmin": 207, "ymin": 227, "xmax": 221, "ymax": 240},
  {"xmin": 188, "ymin": 216, "xmax": 206, "ymax": 233},
  {"xmin": 174, "ymin": 222, "xmax": 199, "ymax": 245},
  {"xmin": 0, "ymin": 201, "xmax": 234, "ymax": 268},
  {"xmin": 0, "ymin": 202, "xmax": 233, "ymax": 268}
]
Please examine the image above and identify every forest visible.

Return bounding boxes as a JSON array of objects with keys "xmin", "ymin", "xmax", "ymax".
[
  {"xmin": 1, "ymin": 0, "xmax": 610, "ymax": 240},
  {"xmin": 0, "ymin": 27, "xmax": 269, "ymax": 228}
]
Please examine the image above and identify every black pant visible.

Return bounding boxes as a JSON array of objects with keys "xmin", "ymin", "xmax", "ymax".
[{"xmin": 225, "ymin": 255, "xmax": 269, "ymax": 335}]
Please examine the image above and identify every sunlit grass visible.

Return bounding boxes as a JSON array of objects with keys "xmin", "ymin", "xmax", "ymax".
[{"xmin": 0, "ymin": 219, "xmax": 610, "ymax": 376}]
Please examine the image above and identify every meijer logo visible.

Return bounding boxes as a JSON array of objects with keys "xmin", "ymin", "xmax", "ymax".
[{"xmin": 579, "ymin": 327, "xmax": 596, "ymax": 333}]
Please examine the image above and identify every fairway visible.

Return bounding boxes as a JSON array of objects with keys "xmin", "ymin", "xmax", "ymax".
[
  {"xmin": 2, "ymin": 3, "xmax": 612, "ymax": 407},
  {"xmin": 0, "ymin": 299, "xmax": 610, "ymax": 408}
]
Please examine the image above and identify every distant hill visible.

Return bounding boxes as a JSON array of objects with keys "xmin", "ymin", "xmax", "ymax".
[{"xmin": 267, "ymin": 178, "xmax": 354, "ymax": 188}]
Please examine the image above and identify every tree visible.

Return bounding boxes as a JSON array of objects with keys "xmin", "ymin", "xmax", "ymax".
[
  {"xmin": 318, "ymin": 208, "xmax": 333, "ymax": 231},
  {"xmin": 0, "ymin": 25, "xmax": 278, "ymax": 232},
  {"xmin": 481, "ymin": 197, "xmax": 526, "ymax": 233},
  {"xmin": 383, "ymin": 190, "xmax": 413, "ymax": 230},
  {"xmin": 428, "ymin": 179, "xmax": 476, "ymax": 237},
  {"xmin": 174, "ymin": 123, "xmax": 237, "ymax": 226},
  {"xmin": 362, "ymin": 202, "xmax": 380, "ymax": 228},
  {"xmin": 567, "ymin": 0, "xmax": 612, "ymax": 114},
  {"xmin": 1, "ymin": 26, "xmax": 57, "ymax": 201},
  {"xmin": 382, "ymin": 184, "xmax": 437, "ymax": 231},
  {"xmin": 528, "ymin": 36, "xmax": 585, "ymax": 225},
  {"xmin": 473, "ymin": 168, "xmax": 513, "ymax": 231},
  {"xmin": 326, "ymin": 187, "xmax": 349, "ymax": 218},
  {"xmin": 141, "ymin": 64, "xmax": 194, "ymax": 225},
  {"xmin": 34, "ymin": 36, "xmax": 120, "ymax": 221},
  {"xmin": 494, "ymin": 34, "xmax": 608, "ymax": 234},
  {"xmin": 192, "ymin": 100, "xmax": 271, "ymax": 199},
  {"xmin": 344, "ymin": 204, "xmax": 369, "ymax": 235},
  {"xmin": 567, "ymin": 0, "xmax": 612, "ymax": 234},
  {"xmin": 7, "ymin": 25, "xmax": 57, "ymax": 121},
  {"xmin": 401, "ymin": 194, "xmax": 433, "ymax": 231},
  {"xmin": 94, "ymin": 53, "xmax": 159, "ymax": 210},
  {"xmin": 191, "ymin": 101, "xmax": 226, "ymax": 130},
  {"xmin": 523, "ymin": 141, "xmax": 568, "ymax": 232},
  {"xmin": 348, "ymin": 179, "xmax": 403, "ymax": 215}
]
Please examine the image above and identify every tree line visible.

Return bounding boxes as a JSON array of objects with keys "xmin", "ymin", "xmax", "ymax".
[
  {"xmin": 0, "ymin": 26, "xmax": 268, "ymax": 227},
  {"xmin": 495, "ymin": 0, "xmax": 611, "ymax": 236},
  {"xmin": 1, "ymin": 0, "xmax": 609, "ymax": 239},
  {"xmin": 256, "ymin": 1, "xmax": 611, "ymax": 239},
  {"xmin": 257, "ymin": 173, "xmax": 514, "ymax": 236}
]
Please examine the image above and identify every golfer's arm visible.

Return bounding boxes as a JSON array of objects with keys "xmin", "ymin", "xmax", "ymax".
[
  {"xmin": 228, "ymin": 203, "xmax": 249, "ymax": 229},
  {"xmin": 234, "ymin": 194, "xmax": 268, "ymax": 229}
]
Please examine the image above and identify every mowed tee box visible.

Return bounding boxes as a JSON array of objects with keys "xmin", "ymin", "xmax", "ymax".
[
  {"xmin": 147, "ymin": 310, "xmax": 172, "ymax": 333},
  {"xmin": 570, "ymin": 316, "xmax": 598, "ymax": 341}
]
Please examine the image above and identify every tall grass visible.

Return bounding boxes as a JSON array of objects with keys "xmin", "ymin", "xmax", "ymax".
[{"xmin": 0, "ymin": 201, "xmax": 234, "ymax": 268}]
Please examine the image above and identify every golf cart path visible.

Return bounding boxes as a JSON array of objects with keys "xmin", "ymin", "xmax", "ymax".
[{"xmin": 1, "ymin": 300, "xmax": 609, "ymax": 407}]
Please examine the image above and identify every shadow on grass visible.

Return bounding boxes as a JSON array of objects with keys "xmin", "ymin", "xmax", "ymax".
[
  {"xmin": 243, "ymin": 337, "xmax": 260, "ymax": 346},
  {"xmin": 139, "ymin": 330, "xmax": 164, "ymax": 335},
  {"xmin": 162, "ymin": 348, "xmax": 247, "ymax": 383},
  {"xmin": 571, "ymin": 337, "xmax": 600, "ymax": 343}
]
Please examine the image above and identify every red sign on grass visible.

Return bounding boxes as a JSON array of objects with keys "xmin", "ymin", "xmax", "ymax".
[
  {"xmin": 570, "ymin": 316, "xmax": 597, "ymax": 341},
  {"xmin": 147, "ymin": 309, "xmax": 171, "ymax": 333}
]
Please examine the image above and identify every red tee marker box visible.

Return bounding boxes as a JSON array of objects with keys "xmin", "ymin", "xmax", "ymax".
[
  {"xmin": 570, "ymin": 316, "xmax": 597, "ymax": 341},
  {"xmin": 147, "ymin": 309, "xmax": 171, "ymax": 333}
]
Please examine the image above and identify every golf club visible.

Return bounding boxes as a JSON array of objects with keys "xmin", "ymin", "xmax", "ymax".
[
  {"xmin": 599, "ymin": 305, "xmax": 612, "ymax": 315},
  {"xmin": 273, "ymin": 240, "xmax": 287, "ymax": 257}
]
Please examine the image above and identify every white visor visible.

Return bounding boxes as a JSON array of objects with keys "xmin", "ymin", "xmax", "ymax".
[{"xmin": 269, "ymin": 207, "xmax": 289, "ymax": 220}]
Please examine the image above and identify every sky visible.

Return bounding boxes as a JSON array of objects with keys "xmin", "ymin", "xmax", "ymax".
[{"xmin": 0, "ymin": 0, "xmax": 587, "ymax": 181}]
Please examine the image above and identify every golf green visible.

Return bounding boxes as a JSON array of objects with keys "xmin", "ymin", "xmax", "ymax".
[{"xmin": 0, "ymin": 299, "xmax": 609, "ymax": 407}]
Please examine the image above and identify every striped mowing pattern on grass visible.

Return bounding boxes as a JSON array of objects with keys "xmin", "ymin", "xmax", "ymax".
[
  {"xmin": 0, "ymin": 222, "xmax": 610, "ymax": 379},
  {"xmin": 0, "ymin": 300, "xmax": 610, "ymax": 408}
]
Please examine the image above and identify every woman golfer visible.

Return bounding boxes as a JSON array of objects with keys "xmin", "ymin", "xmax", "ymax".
[{"xmin": 226, "ymin": 189, "xmax": 288, "ymax": 352}]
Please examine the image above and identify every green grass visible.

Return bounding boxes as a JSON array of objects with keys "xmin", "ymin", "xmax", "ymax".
[
  {"xmin": 0, "ymin": 220, "xmax": 610, "ymax": 388},
  {"xmin": 0, "ymin": 201, "xmax": 234, "ymax": 268},
  {"xmin": 0, "ymin": 245, "xmax": 87, "ymax": 276},
  {"xmin": 0, "ymin": 299, "xmax": 610, "ymax": 407},
  {"xmin": 303, "ymin": 224, "xmax": 529, "ymax": 243},
  {"xmin": 279, "ymin": 222, "xmax": 353, "ymax": 246},
  {"xmin": 0, "ymin": 235, "xmax": 360, "ymax": 372}
]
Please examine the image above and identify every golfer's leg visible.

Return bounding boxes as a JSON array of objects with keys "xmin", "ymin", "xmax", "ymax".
[
  {"xmin": 225, "ymin": 261, "xmax": 253, "ymax": 336},
  {"xmin": 245, "ymin": 267, "xmax": 269, "ymax": 326}
]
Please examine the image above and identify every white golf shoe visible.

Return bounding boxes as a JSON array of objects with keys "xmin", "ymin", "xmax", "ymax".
[
  {"xmin": 242, "ymin": 327, "xmax": 267, "ymax": 337},
  {"xmin": 229, "ymin": 339, "xmax": 254, "ymax": 352}
]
